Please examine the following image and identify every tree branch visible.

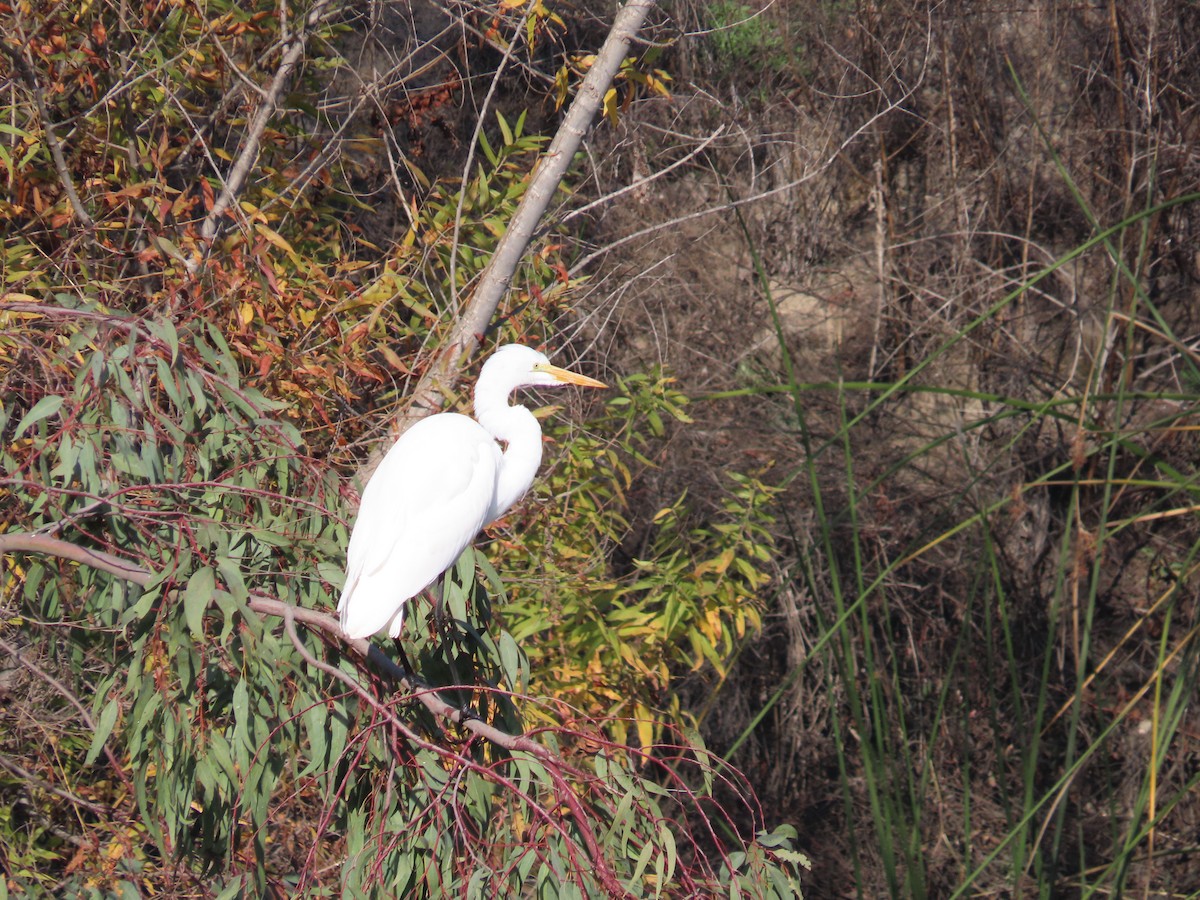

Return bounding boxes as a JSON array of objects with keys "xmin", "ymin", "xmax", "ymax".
[
  {"xmin": 2, "ymin": 39, "xmax": 94, "ymax": 228},
  {"xmin": 197, "ymin": 0, "xmax": 337, "ymax": 245},
  {"xmin": 0, "ymin": 532, "xmax": 546, "ymax": 757},
  {"xmin": 3, "ymin": 528, "xmax": 627, "ymax": 893},
  {"xmin": 0, "ymin": 752, "xmax": 108, "ymax": 817},
  {"xmin": 0, "ymin": 633, "xmax": 130, "ymax": 788},
  {"xmin": 356, "ymin": 0, "xmax": 659, "ymax": 480}
]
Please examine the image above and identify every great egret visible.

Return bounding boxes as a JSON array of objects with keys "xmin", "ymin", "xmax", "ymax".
[{"xmin": 338, "ymin": 344, "xmax": 607, "ymax": 640}]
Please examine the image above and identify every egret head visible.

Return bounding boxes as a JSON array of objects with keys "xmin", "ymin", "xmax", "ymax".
[{"xmin": 482, "ymin": 344, "xmax": 607, "ymax": 390}]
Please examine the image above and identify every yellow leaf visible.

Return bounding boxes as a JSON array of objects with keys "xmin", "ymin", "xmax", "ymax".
[
  {"xmin": 237, "ymin": 199, "xmax": 266, "ymax": 222},
  {"xmin": 705, "ymin": 606, "xmax": 723, "ymax": 639},
  {"xmin": 635, "ymin": 703, "xmax": 655, "ymax": 750},
  {"xmin": 238, "ymin": 302, "xmax": 255, "ymax": 327},
  {"xmin": 554, "ymin": 66, "xmax": 571, "ymax": 109},
  {"xmin": 603, "ymin": 88, "xmax": 619, "ymax": 126},
  {"xmin": 255, "ymin": 223, "xmax": 296, "ymax": 255}
]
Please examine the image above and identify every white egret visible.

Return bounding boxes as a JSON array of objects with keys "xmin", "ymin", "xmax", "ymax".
[{"xmin": 338, "ymin": 344, "xmax": 607, "ymax": 640}]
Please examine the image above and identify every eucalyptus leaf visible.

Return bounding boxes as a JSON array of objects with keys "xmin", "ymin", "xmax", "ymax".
[
  {"xmin": 85, "ymin": 697, "xmax": 120, "ymax": 765},
  {"xmin": 13, "ymin": 395, "xmax": 63, "ymax": 438},
  {"xmin": 183, "ymin": 568, "xmax": 215, "ymax": 638}
]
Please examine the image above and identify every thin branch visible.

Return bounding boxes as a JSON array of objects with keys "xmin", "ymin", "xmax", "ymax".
[
  {"xmin": 557, "ymin": 124, "xmax": 727, "ymax": 227},
  {"xmin": 280, "ymin": 607, "xmax": 620, "ymax": 893},
  {"xmin": 197, "ymin": 0, "xmax": 337, "ymax": 245},
  {"xmin": 0, "ymin": 633, "xmax": 130, "ymax": 787},
  {"xmin": 0, "ymin": 752, "xmax": 108, "ymax": 816},
  {"xmin": 567, "ymin": 89, "xmax": 922, "ymax": 277},
  {"xmin": 2, "ymin": 39, "xmax": 94, "ymax": 228},
  {"xmin": 567, "ymin": 7, "xmax": 934, "ymax": 279}
]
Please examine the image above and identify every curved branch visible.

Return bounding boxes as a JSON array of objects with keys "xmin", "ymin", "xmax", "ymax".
[
  {"xmin": 3, "ymin": 528, "xmax": 627, "ymax": 892},
  {"xmin": 0, "ymin": 751, "xmax": 107, "ymax": 816},
  {"xmin": 0, "ymin": 532, "xmax": 546, "ymax": 756},
  {"xmin": 0, "ymin": 532, "xmax": 152, "ymax": 586}
]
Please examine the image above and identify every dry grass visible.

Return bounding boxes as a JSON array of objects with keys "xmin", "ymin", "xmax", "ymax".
[{"xmin": 578, "ymin": 1, "xmax": 1200, "ymax": 894}]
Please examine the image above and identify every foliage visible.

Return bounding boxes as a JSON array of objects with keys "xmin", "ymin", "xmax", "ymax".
[
  {"xmin": 705, "ymin": 1, "xmax": 791, "ymax": 77},
  {"xmin": 0, "ymin": 294, "xmax": 804, "ymax": 894},
  {"xmin": 492, "ymin": 372, "xmax": 781, "ymax": 748},
  {"xmin": 0, "ymin": 0, "xmax": 805, "ymax": 894},
  {"xmin": 1, "ymin": 299, "xmax": 341, "ymax": 891}
]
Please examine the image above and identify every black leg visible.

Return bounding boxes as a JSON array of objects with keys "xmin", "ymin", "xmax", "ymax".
[
  {"xmin": 431, "ymin": 578, "xmax": 474, "ymax": 714},
  {"xmin": 392, "ymin": 637, "xmax": 416, "ymax": 681}
]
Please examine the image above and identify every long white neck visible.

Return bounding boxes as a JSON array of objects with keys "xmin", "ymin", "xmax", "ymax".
[{"xmin": 475, "ymin": 378, "xmax": 544, "ymax": 524}]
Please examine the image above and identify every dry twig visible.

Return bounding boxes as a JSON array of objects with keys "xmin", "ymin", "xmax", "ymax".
[{"xmin": 1, "ymin": 39, "xmax": 94, "ymax": 228}]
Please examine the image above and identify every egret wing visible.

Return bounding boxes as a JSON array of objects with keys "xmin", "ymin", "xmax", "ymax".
[{"xmin": 338, "ymin": 414, "xmax": 499, "ymax": 639}]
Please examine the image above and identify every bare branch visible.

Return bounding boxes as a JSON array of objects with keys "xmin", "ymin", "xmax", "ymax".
[
  {"xmin": 558, "ymin": 123, "xmax": 727, "ymax": 226},
  {"xmin": 567, "ymin": 78, "xmax": 925, "ymax": 277},
  {"xmin": 2, "ymin": 39, "xmax": 94, "ymax": 228},
  {"xmin": 197, "ymin": 0, "xmax": 338, "ymax": 245},
  {"xmin": 0, "ymin": 532, "xmax": 151, "ymax": 587},
  {"xmin": 0, "ymin": 752, "xmax": 107, "ymax": 816},
  {"xmin": 0, "ymin": 633, "xmax": 130, "ymax": 786}
]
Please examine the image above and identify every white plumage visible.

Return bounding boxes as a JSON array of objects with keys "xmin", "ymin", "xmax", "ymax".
[{"xmin": 338, "ymin": 344, "xmax": 606, "ymax": 640}]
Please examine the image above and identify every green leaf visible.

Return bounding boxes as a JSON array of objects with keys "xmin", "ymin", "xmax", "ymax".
[
  {"xmin": 478, "ymin": 129, "xmax": 497, "ymax": 166},
  {"xmin": 299, "ymin": 701, "xmax": 327, "ymax": 777},
  {"xmin": 232, "ymin": 680, "xmax": 251, "ymax": 763},
  {"xmin": 496, "ymin": 111, "xmax": 514, "ymax": 146},
  {"xmin": 498, "ymin": 630, "xmax": 521, "ymax": 690},
  {"xmin": 13, "ymin": 395, "xmax": 64, "ymax": 438},
  {"xmin": 86, "ymin": 696, "xmax": 120, "ymax": 765},
  {"xmin": 214, "ymin": 876, "xmax": 247, "ymax": 900},
  {"xmin": 158, "ymin": 317, "xmax": 180, "ymax": 365},
  {"xmin": 184, "ymin": 568, "xmax": 215, "ymax": 638},
  {"xmin": 661, "ymin": 824, "xmax": 678, "ymax": 890}
]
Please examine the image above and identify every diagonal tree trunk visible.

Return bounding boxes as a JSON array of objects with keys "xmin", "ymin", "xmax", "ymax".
[{"xmin": 357, "ymin": 0, "xmax": 659, "ymax": 483}]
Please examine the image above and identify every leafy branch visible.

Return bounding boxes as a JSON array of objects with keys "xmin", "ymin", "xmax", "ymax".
[
  {"xmin": 1, "ymin": 37, "xmax": 94, "ymax": 228},
  {"xmin": 196, "ymin": 0, "xmax": 338, "ymax": 247}
]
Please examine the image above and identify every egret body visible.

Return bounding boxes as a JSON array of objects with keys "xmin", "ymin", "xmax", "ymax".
[{"xmin": 338, "ymin": 344, "xmax": 606, "ymax": 640}]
